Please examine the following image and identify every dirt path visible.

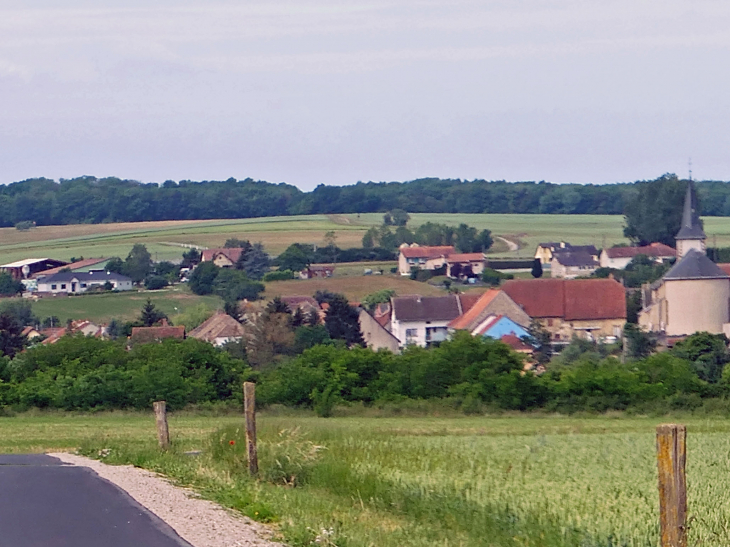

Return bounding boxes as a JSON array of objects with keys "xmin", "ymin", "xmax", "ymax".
[{"xmin": 495, "ymin": 236, "xmax": 519, "ymax": 251}]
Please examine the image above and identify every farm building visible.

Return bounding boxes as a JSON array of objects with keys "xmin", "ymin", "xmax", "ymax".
[
  {"xmin": 36, "ymin": 271, "xmax": 133, "ymax": 295},
  {"xmin": 501, "ymin": 278, "xmax": 627, "ymax": 343},
  {"xmin": 32, "ymin": 258, "xmax": 113, "ymax": 279},
  {"xmin": 0, "ymin": 258, "xmax": 68, "ymax": 280}
]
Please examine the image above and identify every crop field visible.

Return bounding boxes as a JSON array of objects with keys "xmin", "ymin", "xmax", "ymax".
[
  {"xmin": 2, "ymin": 412, "xmax": 730, "ymax": 546},
  {"xmin": 6, "ymin": 212, "xmax": 730, "ymax": 266}
]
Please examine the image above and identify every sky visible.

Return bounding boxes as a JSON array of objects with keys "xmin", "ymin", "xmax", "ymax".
[{"xmin": 1, "ymin": 0, "xmax": 729, "ymax": 190}]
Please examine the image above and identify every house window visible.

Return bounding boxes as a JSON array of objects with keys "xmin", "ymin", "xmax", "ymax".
[
  {"xmin": 61, "ymin": 284, "xmax": 66, "ymax": 289},
  {"xmin": 51, "ymin": 284, "xmax": 57, "ymax": 290},
  {"xmin": 405, "ymin": 328, "xmax": 418, "ymax": 344},
  {"xmin": 80, "ymin": 283, "xmax": 87, "ymax": 288}
]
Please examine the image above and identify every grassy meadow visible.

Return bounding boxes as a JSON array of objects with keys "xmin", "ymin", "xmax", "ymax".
[{"xmin": 3, "ymin": 411, "xmax": 730, "ymax": 547}]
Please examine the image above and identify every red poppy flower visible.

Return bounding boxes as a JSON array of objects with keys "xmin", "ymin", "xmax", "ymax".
[{"xmin": 229, "ymin": 440, "xmax": 235, "ymax": 445}]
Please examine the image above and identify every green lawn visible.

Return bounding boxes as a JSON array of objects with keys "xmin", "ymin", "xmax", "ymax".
[
  {"xmin": 28, "ymin": 286, "xmax": 221, "ymax": 323},
  {"xmin": 3, "ymin": 412, "xmax": 730, "ymax": 547}
]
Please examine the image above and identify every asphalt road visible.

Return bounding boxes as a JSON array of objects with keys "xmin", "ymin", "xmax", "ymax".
[{"xmin": 0, "ymin": 454, "xmax": 192, "ymax": 547}]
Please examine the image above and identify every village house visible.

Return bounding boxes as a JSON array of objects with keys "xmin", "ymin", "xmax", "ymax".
[
  {"xmin": 359, "ymin": 309, "xmax": 401, "ymax": 353},
  {"xmin": 639, "ymin": 181, "xmax": 730, "ymax": 338},
  {"xmin": 201, "ymin": 248, "xmax": 244, "ymax": 268},
  {"xmin": 300, "ymin": 265, "xmax": 335, "ymax": 279},
  {"xmin": 534, "ymin": 242, "xmax": 599, "ymax": 265},
  {"xmin": 397, "ymin": 245, "xmax": 456, "ymax": 275},
  {"xmin": 390, "ymin": 294, "xmax": 480, "ymax": 347},
  {"xmin": 550, "ymin": 251, "xmax": 599, "ymax": 279},
  {"xmin": 187, "ymin": 311, "xmax": 246, "ymax": 346},
  {"xmin": 36, "ymin": 271, "xmax": 133, "ymax": 295},
  {"xmin": 445, "ymin": 253, "xmax": 486, "ymax": 278},
  {"xmin": 447, "ymin": 288, "xmax": 531, "ymax": 334},
  {"xmin": 501, "ymin": 278, "xmax": 627, "ymax": 343},
  {"xmin": 599, "ymin": 243, "xmax": 676, "ymax": 269}
]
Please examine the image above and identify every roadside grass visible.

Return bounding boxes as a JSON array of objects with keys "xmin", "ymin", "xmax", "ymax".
[
  {"xmin": 26, "ymin": 285, "xmax": 221, "ymax": 323},
  {"xmin": 5, "ymin": 412, "xmax": 730, "ymax": 546}
]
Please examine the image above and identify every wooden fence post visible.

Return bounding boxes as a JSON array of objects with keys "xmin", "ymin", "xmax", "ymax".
[
  {"xmin": 657, "ymin": 424, "xmax": 687, "ymax": 547},
  {"xmin": 243, "ymin": 382, "xmax": 258, "ymax": 476},
  {"xmin": 153, "ymin": 401, "xmax": 170, "ymax": 450}
]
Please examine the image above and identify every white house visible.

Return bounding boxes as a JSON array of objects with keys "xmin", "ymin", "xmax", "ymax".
[
  {"xmin": 390, "ymin": 294, "xmax": 479, "ymax": 347},
  {"xmin": 36, "ymin": 271, "xmax": 133, "ymax": 294},
  {"xmin": 398, "ymin": 245, "xmax": 456, "ymax": 275},
  {"xmin": 599, "ymin": 243, "xmax": 676, "ymax": 269}
]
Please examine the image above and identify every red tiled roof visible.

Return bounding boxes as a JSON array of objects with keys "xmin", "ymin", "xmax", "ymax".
[
  {"xmin": 187, "ymin": 311, "xmax": 245, "ymax": 342},
  {"xmin": 375, "ymin": 310, "xmax": 391, "ymax": 328},
  {"xmin": 446, "ymin": 253, "xmax": 485, "ymax": 263},
  {"xmin": 604, "ymin": 243, "xmax": 676, "ymax": 259},
  {"xmin": 501, "ymin": 278, "xmax": 626, "ymax": 321},
  {"xmin": 500, "ymin": 334, "xmax": 533, "ymax": 352},
  {"xmin": 718, "ymin": 264, "xmax": 730, "ymax": 276},
  {"xmin": 32, "ymin": 258, "xmax": 108, "ymax": 279},
  {"xmin": 39, "ymin": 327, "xmax": 66, "ymax": 345},
  {"xmin": 201, "ymin": 248, "xmax": 243, "ymax": 263},
  {"xmin": 458, "ymin": 293, "xmax": 482, "ymax": 314},
  {"xmin": 399, "ymin": 246, "xmax": 456, "ymax": 259},
  {"xmin": 448, "ymin": 289, "xmax": 501, "ymax": 330}
]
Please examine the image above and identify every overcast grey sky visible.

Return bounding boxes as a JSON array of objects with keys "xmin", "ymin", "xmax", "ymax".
[{"xmin": 1, "ymin": 1, "xmax": 728, "ymax": 189}]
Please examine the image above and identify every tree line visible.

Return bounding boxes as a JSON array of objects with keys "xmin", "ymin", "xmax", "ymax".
[{"xmin": 3, "ymin": 174, "xmax": 730, "ymax": 227}]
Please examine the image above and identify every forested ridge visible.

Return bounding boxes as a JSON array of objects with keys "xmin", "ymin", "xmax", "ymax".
[{"xmin": 2, "ymin": 174, "xmax": 730, "ymax": 227}]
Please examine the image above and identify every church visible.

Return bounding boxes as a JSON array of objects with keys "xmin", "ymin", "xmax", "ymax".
[{"xmin": 639, "ymin": 181, "xmax": 730, "ymax": 338}]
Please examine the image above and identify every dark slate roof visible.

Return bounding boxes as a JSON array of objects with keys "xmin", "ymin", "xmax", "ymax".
[
  {"xmin": 663, "ymin": 249, "xmax": 728, "ymax": 280},
  {"xmin": 676, "ymin": 180, "xmax": 706, "ymax": 240},
  {"xmin": 41, "ymin": 271, "xmax": 132, "ymax": 283},
  {"xmin": 392, "ymin": 295, "xmax": 463, "ymax": 322},
  {"xmin": 552, "ymin": 251, "xmax": 599, "ymax": 267}
]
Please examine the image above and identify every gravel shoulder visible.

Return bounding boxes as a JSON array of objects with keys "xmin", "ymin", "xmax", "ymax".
[{"xmin": 50, "ymin": 452, "xmax": 284, "ymax": 547}]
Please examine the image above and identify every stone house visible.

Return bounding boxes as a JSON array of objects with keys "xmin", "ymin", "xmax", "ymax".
[
  {"xmin": 550, "ymin": 251, "xmax": 599, "ymax": 279},
  {"xmin": 201, "ymin": 248, "xmax": 244, "ymax": 268},
  {"xmin": 398, "ymin": 245, "xmax": 456, "ymax": 275},
  {"xmin": 501, "ymin": 278, "xmax": 627, "ymax": 343}
]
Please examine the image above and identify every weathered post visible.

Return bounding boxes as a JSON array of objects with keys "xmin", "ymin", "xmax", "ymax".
[
  {"xmin": 153, "ymin": 401, "xmax": 170, "ymax": 450},
  {"xmin": 657, "ymin": 424, "xmax": 687, "ymax": 547},
  {"xmin": 243, "ymin": 382, "xmax": 258, "ymax": 476}
]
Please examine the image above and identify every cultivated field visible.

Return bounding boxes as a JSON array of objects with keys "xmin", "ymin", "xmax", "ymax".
[
  {"xmin": 1, "ymin": 412, "xmax": 729, "ymax": 547},
  {"xmin": 6, "ymin": 213, "xmax": 730, "ymax": 266}
]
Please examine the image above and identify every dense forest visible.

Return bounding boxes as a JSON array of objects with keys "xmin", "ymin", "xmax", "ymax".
[{"xmin": 2, "ymin": 174, "xmax": 730, "ymax": 227}]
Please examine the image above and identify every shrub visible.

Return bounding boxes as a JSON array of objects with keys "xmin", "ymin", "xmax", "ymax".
[{"xmin": 263, "ymin": 270, "xmax": 296, "ymax": 282}]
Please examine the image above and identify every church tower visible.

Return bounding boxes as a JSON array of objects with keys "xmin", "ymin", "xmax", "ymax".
[{"xmin": 675, "ymin": 180, "xmax": 706, "ymax": 259}]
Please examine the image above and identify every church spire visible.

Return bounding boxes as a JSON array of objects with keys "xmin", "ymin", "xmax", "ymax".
[{"xmin": 675, "ymin": 180, "xmax": 706, "ymax": 258}]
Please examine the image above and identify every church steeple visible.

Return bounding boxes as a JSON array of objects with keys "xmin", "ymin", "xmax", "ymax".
[{"xmin": 675, "ymin": 180, "xmax": 706, "ymax": 259}]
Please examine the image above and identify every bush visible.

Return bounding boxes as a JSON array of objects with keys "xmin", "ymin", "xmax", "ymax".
[
  {"xmin": 144, "ymin": 275, "xmax": 168, "ymax": 290},
  {"xmin": 263, "ymin": 270, "xmax": 296, "ymax": 282},
  {"xmin": 481, "ymin": 268, "xmax": 513, "ymax": 286}
]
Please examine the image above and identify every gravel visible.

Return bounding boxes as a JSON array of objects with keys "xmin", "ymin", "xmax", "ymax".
[{"xmin": 49, "ymin": 453, "xmax": 285, "ymax": 547}]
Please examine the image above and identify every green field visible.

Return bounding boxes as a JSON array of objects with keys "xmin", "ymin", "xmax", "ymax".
[
  {"xmin": 3, "ymin": 412, "xmax": 730, "ymax": 546},
  {"xmin": 26, "ymin": 286, "xmax": 221, "ymax": 324},
  {"xmin": 5, "ymin": 213, "xmax": 730, "ymax": 265}
]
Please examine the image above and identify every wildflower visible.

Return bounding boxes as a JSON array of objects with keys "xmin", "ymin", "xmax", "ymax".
[{"xmin": 229, "ymin": 440, "xmax": 235, "ymax": 445}]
